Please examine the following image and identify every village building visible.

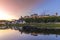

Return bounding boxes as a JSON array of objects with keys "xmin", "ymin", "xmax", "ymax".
[
  {"xmin": 24, "ymin": 16, "xmax": 30, "ymax": 18},
  {"xmin": 9, "ymin": 18, "xmax": 26, "ymax": 24},
  {"xmin": 14, "ymin": 19, "xmax": 26, "ymax": 24},
  {"xmin": 23, "ymin": 14, "xmax": 50, "ymax": 19}
]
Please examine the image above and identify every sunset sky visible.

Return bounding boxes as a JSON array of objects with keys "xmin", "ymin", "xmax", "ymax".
[{"xmin": 0, "ymin": 0, "xmax": 60, "ymax": 20}]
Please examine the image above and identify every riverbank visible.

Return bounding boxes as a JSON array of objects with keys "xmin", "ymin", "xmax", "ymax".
[
  {"xmin": 1, "ymin": 23, "xmax": 60, "ymax": 29},
  {"xmin": 5, "ymin": 23, "xmax": 60, "ymax": 28},
  {"xmin": 1, "ymin": 23, "xmax": 60, "ymax": 30}
]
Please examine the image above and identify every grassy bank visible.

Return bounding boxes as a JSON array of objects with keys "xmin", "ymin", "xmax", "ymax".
[
  {"xmin": 1, "ymin": 23, "xmax": 60, "ymax": 28},
  {"xmin": 29, "ymin": 23, "xmax": 60, "ymax": 28},
  {"xmin": 5, "ymin": 23, "xmax": 60, "ymax": 28}
]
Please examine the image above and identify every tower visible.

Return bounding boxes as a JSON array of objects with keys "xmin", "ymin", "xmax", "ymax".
[{"xmin": 55, "ymin": 12, "xmax": 58, "ymax": 16}]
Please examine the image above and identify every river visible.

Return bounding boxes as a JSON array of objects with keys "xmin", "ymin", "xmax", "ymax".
[{"xmin": 0, "ymin": 26, "xmax": 60, "ymax": 40}]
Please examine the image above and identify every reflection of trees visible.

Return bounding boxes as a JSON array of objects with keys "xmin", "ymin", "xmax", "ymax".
[
  {"xmin": 0, "ymin": 26, "xmax": 60, "ymax": 36},
  {"xmin": 9, "ymin": 26, "xmax": 60, "ymax": 36}
]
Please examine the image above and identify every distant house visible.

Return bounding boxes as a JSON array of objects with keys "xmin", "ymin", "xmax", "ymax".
[
  {"xmin": 24, "ymin": 16, "xmax": 30, "ymax": 18},
  {"xmin": 9, "ymin": 19, "xmax": 26, "ymax": 24},
  {"xmin": 15, "ymin": 19, "xmax": 26, "ymax": 24}
]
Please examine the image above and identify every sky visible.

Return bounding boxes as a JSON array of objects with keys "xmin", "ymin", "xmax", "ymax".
[
  {"xmin": 33, "ymin": 0, "xmax": 60, "ymax": 15},
  {"xmin": 33, "ymin": 0, "xmax": 60, "ymax": 16},
  {"xmin": 0, "ymin": 0, "xmax": 60, "ymax": 20}
]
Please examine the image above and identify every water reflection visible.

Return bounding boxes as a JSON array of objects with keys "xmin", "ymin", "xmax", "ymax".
[
  {"xmin": 0, "ymin": 26, "xmax": 60, "ymax": 40},
  {"xmin": 1, "ymin": 26, "xmax": 60, "ymax": 36}
]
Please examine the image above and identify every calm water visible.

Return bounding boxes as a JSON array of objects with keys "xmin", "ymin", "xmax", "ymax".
[{"xmin": 0, "ymin": 26, "xmax": 60, "ymax": 40}]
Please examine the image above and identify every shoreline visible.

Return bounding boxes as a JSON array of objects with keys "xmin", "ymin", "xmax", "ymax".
[{"xmin": 0, "ymin": 23, "xmax": 60, "ymax": 29}]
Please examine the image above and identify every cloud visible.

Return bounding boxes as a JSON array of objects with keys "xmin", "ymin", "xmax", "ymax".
[
  {"xmin": 0, "ymin": 0, "xmax": 44, "ymax": 19},
  {"xmin": 1, "ymin": 0, "xmax": 43, "ymax": 9}
]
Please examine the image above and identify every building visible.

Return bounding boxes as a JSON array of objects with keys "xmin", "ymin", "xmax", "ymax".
[
  {"xmin": 24, "ymin": 16, "xmax": 30, "ymax": 18},
  {"xmin": 15, "ymin": 19, "xmax": 26, "ymax": 24},
  {"xmin": 31, "ymin": 14, "xmax": 38, "ymax": 18},
  {"xmin": 31, "ymin": 14, "xmax": 38, "ymax": 16},
  {"xmin": 7, "ymin": 19, "xmax": 26, "ymax": 24},
  {"xmin": 55, "ymin": 13, "xmax": 58, "ymax": 16},
  {"xmin": 23, "ymin": 14, "xmax": 50, "ymax": 19}
]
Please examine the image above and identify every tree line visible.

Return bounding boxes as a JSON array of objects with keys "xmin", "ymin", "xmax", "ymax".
[{"xmin": 23, "ymin": 16, "xmax": 60, "ymax": 23}]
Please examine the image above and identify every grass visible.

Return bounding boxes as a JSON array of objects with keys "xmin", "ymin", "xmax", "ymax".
[
  {"xmin": 9, "ymin": 23, "xmax": 60, "ymax": 27},
  {"xmin": 1, "ymin": 23, "xmax": 60, "ymax": 28},
  {"xmin": 29, "ymin": 23, "xmax": 60, "ymax": 28}
]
